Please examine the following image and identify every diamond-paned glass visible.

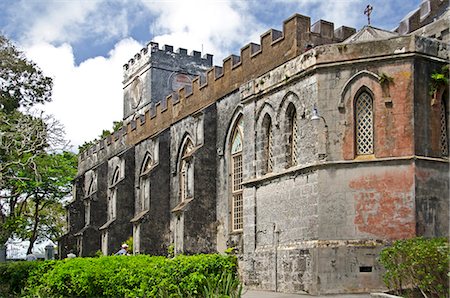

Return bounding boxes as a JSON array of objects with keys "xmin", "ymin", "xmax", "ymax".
[
  {"xmin": 356, "ymin": 92, "xmax": 374, "ymax": 155},
  {"xmin": 267, "ymin": 122, "xmax": 273, "ymax": 172},
  {"xmin": 440, "ymin": 100, "xmax": 448, "ymax": 157},
  {"xmin": 291, "ymin": 111, "xmax": 298, "ymax": 166}
]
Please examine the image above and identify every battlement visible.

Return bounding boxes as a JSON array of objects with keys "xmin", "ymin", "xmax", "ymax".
[
  {"xmin": 79, "ymin": 13, "xmax": 360, "ymax": 166},
  {"xmin": 396, "ymin": 0, "xmax": 448, "ymax": 35},
  {"xmin": 122, "ymin": 41, "xmax": 213, "ymax": 82}
]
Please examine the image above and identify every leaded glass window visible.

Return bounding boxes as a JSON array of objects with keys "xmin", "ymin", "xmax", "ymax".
[
  {"xmin": 107, "ymin": 189, "xmax": 117, "ymax": 221},
  {"xmin": 231, "ymin": 116, "xmax": 243, "ymax": 231},
  {"xmin": 180, "ymin": 138, "xmax": 194, "ymax": 201},
  {"xmin": 440, "ymin": 99, "xmax": 448, "ymax": 157},
  {"xmin": 138, "ymin": 154, "xmax": 152, "ymax": 213},
  {"xmin": 112, "ymin": 167, "xmax": 120, "ymax": 185},
  {"xmin": 139, "ymin": 178, "xmax": 150, "ymax": 211},
  {"xmin": 355, "ymin": 92, "xmax": 374, "ymax": 155},
  {"xmin": 265, "ymin": 117, "xmax": 274, "ymax": 172},
  {"xmin": 289, "ymin": 108, "xmax": 298, "ymax": 166}
]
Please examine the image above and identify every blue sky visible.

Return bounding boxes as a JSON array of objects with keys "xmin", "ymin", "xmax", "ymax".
[{"xmin": 0, "ymin": 0, "xmax": 421, "ymax": 149}]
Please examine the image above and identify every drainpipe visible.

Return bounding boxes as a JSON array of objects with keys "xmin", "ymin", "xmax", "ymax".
[{"xmin": 273, "ymin": 223, "xmax": 280, "ymax": 292}]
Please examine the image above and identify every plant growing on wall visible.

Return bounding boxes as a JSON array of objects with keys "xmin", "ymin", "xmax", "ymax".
[
  {"xmin": 379, "ymin": 73, "xmax": 394, "ymax": 98},
  {"xmin": 429, "ymin": 64, "xmax": 449, "ymax": 104}
]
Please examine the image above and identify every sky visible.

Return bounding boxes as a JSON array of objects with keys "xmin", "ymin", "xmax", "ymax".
[{"xmin": 0, "ymin": 0, "xmax": 422, "ymax": 151}]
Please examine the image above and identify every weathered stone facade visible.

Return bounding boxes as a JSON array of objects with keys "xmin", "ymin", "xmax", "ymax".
[{"xmin": 61, "ymin": 1, "xmax": 449, "ymax": 295}]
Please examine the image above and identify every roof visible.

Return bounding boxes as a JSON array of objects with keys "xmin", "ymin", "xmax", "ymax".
[{"xmin": 343, "ymin": 26, "xmax": 398, "ymax": 44}]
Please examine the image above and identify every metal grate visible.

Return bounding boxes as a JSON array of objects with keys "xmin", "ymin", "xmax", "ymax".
[
  {"xmin": 440, "ymin": 100, "xmax": 448, "ymax": 157},
  {"xmin": 267, "ymin": 123, "xmax": 274, "ymax": 172},
  {"xmin": 233, "ymin": 193, "xmax": 243, "ymax": 231},
  {"xmin": 291, "ymin": 111, "xmax": 298, "ymax": 166},
  {"xmin": 356, "ymin": 92, "xmax": 374, "ymax": 155}
]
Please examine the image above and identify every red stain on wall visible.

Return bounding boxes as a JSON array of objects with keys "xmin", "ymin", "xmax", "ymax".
[
  {"xmin": 349, "ymin": 166, "xmax": 415, "ymax": 240},
  {"xmin": 342, "ymin": 65, "xmax": 414, "ymax": 160}
]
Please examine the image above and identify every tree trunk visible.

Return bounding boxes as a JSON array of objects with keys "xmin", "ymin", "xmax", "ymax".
[{"xmin": 27, "ymin": 197, "xmax": 40, "ymax": 255}]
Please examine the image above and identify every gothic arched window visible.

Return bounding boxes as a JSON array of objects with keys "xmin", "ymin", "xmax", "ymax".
[
  {"xmin": 263, "ymin": 114, "xmax": 274, "ymax": 172},
  {"xmin": 138, "ymin": 154, "xmax": 152, "ymax": 212},
  {"xmin": 180, "ymin": 138, "xmax": 194, "ymax": 201},
  {"xmin": 230, "ymin": 116, "xmax": 244, "ymax": 231},
  {"xmin": 287, "ymin": 104, "xmax": 298, "ymax": 167},
  {"xmin": 355, "ymin": 91, "xmax": 374, "ymax": 155}
]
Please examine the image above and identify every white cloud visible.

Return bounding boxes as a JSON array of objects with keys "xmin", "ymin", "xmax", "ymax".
[
  {"xmin": 9, "ymin": 0, "xmax": 135, "ymax": 46},
  {"xmin": 25, "ymin": 38, "xmax": 143, "ymax": 150},
  {"xmin": 140, "ymin": 0, "xmax": 265, "ymax": 62}
]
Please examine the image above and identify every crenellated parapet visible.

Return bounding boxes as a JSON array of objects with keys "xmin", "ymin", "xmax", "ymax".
[
  {"xmin": 121, "ymin": 14, "xmax": 355, "ymax": 145},
  {"xmin": 79, "ymin": 13, "xmax": 449, "ymax": 169},
  {"xmin": 122, "ymin": 42, "xmax": 213, "ymax": 83},
  {"xmin": 79, "ymin": 13, "xmax": 359, "ymax": 169},
  {"xmin": 396, "ymin": 0, "xmax": 448, "ymax": 35}
]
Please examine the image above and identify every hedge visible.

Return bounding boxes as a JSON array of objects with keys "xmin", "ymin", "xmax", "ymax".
[
  {"xmin": 379, "ymin": 237, "xmax": 449, "ymax": 298},
  {"xmin": 0, "ymin": 254, "xmax": 240, "ymax": 298}
]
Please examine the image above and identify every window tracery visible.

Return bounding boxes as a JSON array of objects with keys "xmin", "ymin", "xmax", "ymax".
[
  {"xmin": 231, "ymin": 116, "xmax": 244, "ymax": 231},
  {"xmin": 355, "ymin": 91, "xmax": 374, "ymax": 155}
]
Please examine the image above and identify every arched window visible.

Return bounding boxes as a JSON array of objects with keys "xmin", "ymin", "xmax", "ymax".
[
  {"xmin": 355, "ymin": 91, "xmax": 374, "ymax": 155},
  {"xmin": 87, "ymin": 177, "xmax": 96, "ymax": 196},
  {"xmin": 180, "ymin": 138, "xmax": 194, "ymax": 201},
  {"xmin": 138, "ymin": 154, "xmax": 152, "ymax": 213},
  {"xmin": 263, "ymin": 115, "xmax": 274, "ymax": 172},
  {"xmin": 231, "ymin": 116, "xmax": 243, "ymax": 231},
  {"xmin": 107, "ymin": 190, "xmax": 117, "ymax": 221},
  {"xmin": 112, "ymin": 166, "xmax": 120, "ymax": 185},
  {"xmin": 440, "ymin": 97, "xmax": 448, "ymax": 157},
  {"xmin": 141, "ymin": 154, "xmax": 153, "ymax": 174},
  {"xmin": 287, "ymin": 104, "xmax": 298, "ymax": 167}
]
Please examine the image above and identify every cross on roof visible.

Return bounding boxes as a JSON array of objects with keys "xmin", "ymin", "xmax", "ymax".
[{"xmin": 364, "ymin": 4, "xmax": 373, "ymax": 25}]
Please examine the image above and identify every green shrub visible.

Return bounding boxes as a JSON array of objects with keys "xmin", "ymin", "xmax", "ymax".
[
  {"xmin": 0, "ymin": 261, "xmax": 45, "ymax": 297},
  {"xmin": 17, "ymin": 254, "xmax": 239, "ymax": 297},
  {"xmin": 379, "ymin": 237, "xmax": 449, "ymax": 298}
]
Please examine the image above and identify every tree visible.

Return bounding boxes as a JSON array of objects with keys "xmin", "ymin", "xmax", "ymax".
[
  {"xmin": 78, "ymin": 120, "xmax": 123, "ymax": 152},
  {"xmin": 0, "ymin": 110, "xmax": 69, "ymax": 243},
  {"xmin": 0, "ymin": 35, "xmax": 52, "ymax": 112},
  {"xmin": 13, "ymin": 151, "xmax": 77, "ymax": 253},
  {"xmin": 0, "ymin": 34, "xmax": 75, "ymax": 251}
]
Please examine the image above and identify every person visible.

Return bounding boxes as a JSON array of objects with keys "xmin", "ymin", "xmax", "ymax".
[
  {"xmin": 115, "ymin": 243, "xmax": 130, "ymax": 255},
  {"xmin": 25, "ymin": 253, "xmax": 37, "ymax": 261}
]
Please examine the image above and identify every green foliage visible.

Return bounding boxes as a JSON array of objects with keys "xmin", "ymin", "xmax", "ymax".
[
  {"xmin": 0, "ymin": 254, "xmax": 240, "ymax": 297},
  {"xmin": 167, "ymin": 244, "xmax": 175, "ymax": 258},
  {"xmin": 0, "ymin": 261, "xmax": 44, "ymax": 297},
  {"xmin": 379, "ymin": 72, "xmax": 394, "ymax": 84},
  {"xmin": 125, "ymin": 236, "xmax": 133, "ymax": 254},
  {"xmin": 78, "ymin": 120, "xmax": 124, "ymax": 153},
  {"xmin": 429, "ymin": 64, "xmax": 449, "ymax": 95},
  {"xmin": 0, "ymin": 35, "xmax": 53, "ymax": 112},
  {"xmin": 8, "ymin": 151, "xmax": 77, "ymax": 252},
  {"xmin": 202, "ymin": 270, "xmax": 243, "ymax": 298},
  {"xmin": 379, "ymin": 237, "xmax": 449, "ymax": 298}
]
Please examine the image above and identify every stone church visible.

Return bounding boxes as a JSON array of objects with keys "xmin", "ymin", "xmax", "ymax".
[{"xmin": 61, "ymin": 1, "xmax": 449, "ymax": 294}]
